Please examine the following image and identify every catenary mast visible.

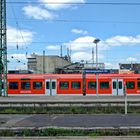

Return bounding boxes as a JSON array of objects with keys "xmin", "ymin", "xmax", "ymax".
[{"xmin": 0, "ymin": 0, "xmax": 7, "ymax": 96}]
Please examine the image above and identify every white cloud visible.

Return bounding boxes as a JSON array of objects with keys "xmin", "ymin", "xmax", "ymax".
[
  {"xmin": 7, "ymin": 26, "xmax": 34, "ymax": 48},
  {"xmin": 64, "ymin": 34, "xmax": 140, "ymax": 52},
  {"xmin": 63, "ymin": 34, "xmax": 140, "ymax": 63},
  {"xmin": 23, "ymin": 5, "xmax": 57, "ymax": 20},
  {"xmin": 71, "ymin": 29, "xmax": 88, "ymax": 35},
  {"xmin": 105, "ymin": 62, "xmax": 119, "ymax": 69},
  {"xmin": 46, "ymin": 45, "xmax": 60, "ymax": 50},
  {"xmin": 71, "ymin": 52, "xmax": 91, "ymax": 62},
  {"xmin": 8, "ymin": 63, "xmax": 27, "ymax": 70},
  {"xmin": 126, "ymin": 57, "xmax": 138, "ymax": 62},
  {"xmin": 65, "ymin": 36, "xmax": 108, "ymax": 51},
  {"xmin": 8, "ymin": 54, "xmax": 27, "ymax": 61},
  {"xmin": 8, "ymin": 54, "xmax": 27, "ymax": 70},
  {"xmin": 39, "ymin": 0, "xmax": 85, "ymax": 10},
  {"xmin": 105, "ymin": 35, "xmax": 140, "ymax": 47},
  {"xmin": 71, "ymin": 51, "xmax": 104, "ymax": 62}
]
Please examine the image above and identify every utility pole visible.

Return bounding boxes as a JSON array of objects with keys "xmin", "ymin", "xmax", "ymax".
[
  {"xmin": 60, "ymin": 45, "xmax": 62, "ymax": 57},
  {"xmin": 93, "ymin": 38, "xmax": 100, "ymax": 69},
  {"xmin": 92, "ymin": 47, "xmax": 94, "ymax": 64},
  {"xmin": 93, "ymin": 38, "xmax": 100, "ymax": 97},
  {"xmin": 0, "ymin": 0, "xmax": 7, "ymax": 96},
  {"xmin": 67, "ymin": 47, "xmax": 70, "ymax": 62},
  {"xmin": 43, "ymin": 50, "xmax": 45, "ymax": 74}
]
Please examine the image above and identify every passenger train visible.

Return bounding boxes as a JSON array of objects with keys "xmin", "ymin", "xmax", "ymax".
[{"xmin": 3, "ymin": 73, "xmax": 140, "ymax": 96}]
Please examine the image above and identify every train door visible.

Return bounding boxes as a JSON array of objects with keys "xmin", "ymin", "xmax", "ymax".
[
  {"xmin": 112, "ymin": 79, "xmax": 124, "ymax": 95},
  {"xmin": 45, "ymin": 79, "xmax": 56, "ymax": 96}
]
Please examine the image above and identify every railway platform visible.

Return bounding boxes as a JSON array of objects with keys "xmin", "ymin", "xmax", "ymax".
[
  {"xmin": 0, "ymin": 95, "xmax": 140, "ymax": 108},
  {"xmin": 0, "ymin": 95, "xmax": 140, "ymax": 103}
]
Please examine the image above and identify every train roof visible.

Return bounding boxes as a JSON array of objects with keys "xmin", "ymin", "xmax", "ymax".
[{"xmin": 7, "ymin": 73, "xmax": 140, "ymax": 80}]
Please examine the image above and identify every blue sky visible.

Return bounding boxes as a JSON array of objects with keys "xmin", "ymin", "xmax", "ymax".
[{"xmin": 7, "ymin": 0, "xmax": 140, "ymax": 70}]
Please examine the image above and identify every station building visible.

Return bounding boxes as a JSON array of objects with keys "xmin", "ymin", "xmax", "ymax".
[{"xmin": 27, "ymin": 53, "xmax": 71, "ymax": 74}]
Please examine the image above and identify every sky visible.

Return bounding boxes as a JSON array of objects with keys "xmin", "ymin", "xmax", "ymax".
[{"xmin": 6, "ymin": 0, "xmax": 140, "ymax": 70}]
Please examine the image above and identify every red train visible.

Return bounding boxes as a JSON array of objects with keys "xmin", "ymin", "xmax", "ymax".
[{"xmin": 5, "ymin": 73, "xmax": 140, "ymax": 96}]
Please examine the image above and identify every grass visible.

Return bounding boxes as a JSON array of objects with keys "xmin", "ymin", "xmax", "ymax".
[
  {"xmin": 0, "ymin": 128, "xmax": 140, "ymax": 136},
  {"xmin": 0, "ymin": 106, "xmax": 140, "ymax": 114}
]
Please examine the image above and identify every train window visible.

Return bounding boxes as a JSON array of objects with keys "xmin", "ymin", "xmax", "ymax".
[
  {"xmin": 21, "ymin": 82, "xmax": 30, "ymax": 90},
  {"xmin": 33, "ymin": 82, "xmax": 42, "ymax": 89},
  {"xmin": 138, "ymin": 82, "xmax": 140, "ymax": 89},
  {"xmin": 46, "ymin": 82, "xmax": 50, "ymax": 89},
  {"xmin": 60, "ymin": 82, "xmax": 69, "ymax": 89},
  {"xmin": 52, "ymin": 82, "xmax": 56, "ymax": 89},
  {"xmin": 71, "ymin": 82, "xmax": 81, "ymax": 89},
  {"xmin": 126, "ymin": 81, "xmax": 135, "ymax": 89},
  {"xmin": 100, "ymin": 82, "xmax": 109, "ymax": 89},
  {"xmin": 119, "ymin": 81, "xmax": 122, "ymax": 89},
  {"xmin": 9, "ymin": 82, "xmax": 18, "ymax": 89},
  {"xmin": 88, "ymin": 82, "xmax": 96, "ymax": 89},
  {"xmin": 113, "ymin": 81, "xmax": 117, "ymax": 89}
]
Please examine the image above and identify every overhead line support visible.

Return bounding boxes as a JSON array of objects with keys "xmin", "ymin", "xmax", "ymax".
[{"xmin": 0, "ymin": 0, "xmax": 7, "ymax": 96}]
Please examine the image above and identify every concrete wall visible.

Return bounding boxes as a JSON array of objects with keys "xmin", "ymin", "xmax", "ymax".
[{"xmin": 27, "ymin": 54, "xmax": 71, "ymax": 74}]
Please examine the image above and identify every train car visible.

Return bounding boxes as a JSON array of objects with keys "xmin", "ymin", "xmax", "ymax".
[
  {"xmin": 7, "ymin": 74, "xmax": 45, "ymax": 96},
  {"xmin": 6, "ymin": 73, "xmax": 140, "ymax": 96}
]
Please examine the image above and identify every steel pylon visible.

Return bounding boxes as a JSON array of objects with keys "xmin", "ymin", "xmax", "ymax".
[{"xmin": 0, "ymin": 0, "xmax": 7, "ymax": 96}]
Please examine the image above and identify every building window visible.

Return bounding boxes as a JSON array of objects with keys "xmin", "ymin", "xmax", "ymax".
[
  {"xmin": 33, "ymin": 82, "xmax": 42, "ymax": 89},
  {"xmin": 9, "ymin": 82, "xmax": 18, "ymax": 89},
  {"xmin": 88, "ymin": 81, "xmax": 96, "ymax": 89},
  {"xmin": 21, "ymin": 82, "xmax": 30, "ymax": 90},
  {"xmin": 100, "ymin": 82, "xmax": 109, "ymax": 89},
  {"xmin": 126, "ymin": 81, "xmax": 135, "ymax": 89},
  {"xmin": 71, "ymin": 81, "xmax": 81, "ymax": 89},
  {"xmin": 60, "ymin": 82, "xmax": 69, "ymax": 89}
]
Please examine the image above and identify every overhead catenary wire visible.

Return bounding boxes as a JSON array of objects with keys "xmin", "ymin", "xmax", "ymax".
[
  {"xmin": 8, "ymin": 2, "xmax": 29, "ymax": 66},
  {"xmin": 6, "ymin": 2, "xmax": 140, "ymax": 25},
  {"xmin": 6, "ymin": 2, "xmax": 140, "ymax": 5},
  {"xmin": 6, "ymin": 41, "xmax": 140, "ymax": 44},
  {"xmin": 7, "ymin": 1, "xmax": 140, "ymax": 66},
  {"xmin": 10, "ymin": 2, "xmax": 29, "ymax": 55},
  {"xmin": 10, "ymin": 56, "xmax": 26, "ymax": 65},
  {"xmin": 7, "ymin": 18, "xmax": 140, "ymax": 24}
]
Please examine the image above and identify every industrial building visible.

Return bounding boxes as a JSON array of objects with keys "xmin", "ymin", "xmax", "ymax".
[
  {"xmin": 27, "ymin": 54, "xmax": 119, "ymax": 74},
  {"xmin": 56, "ymin": 63, "xmax": 106, "ymax": 74},
  {"xmin": 119, "ymin": 63, "xmax": 140, "ymax": 74},
  {"xmin": 27, "ymin": 53, "xmax": 71, "ymax": 74}
]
